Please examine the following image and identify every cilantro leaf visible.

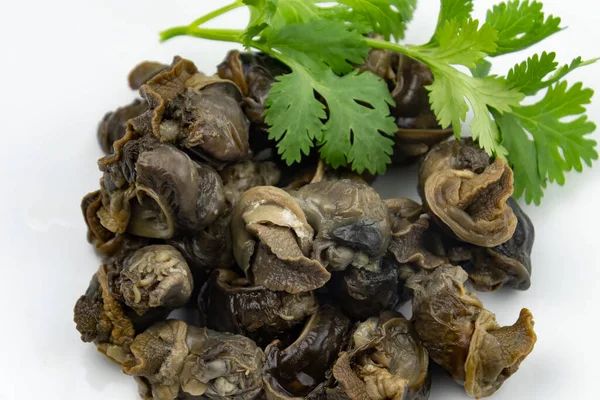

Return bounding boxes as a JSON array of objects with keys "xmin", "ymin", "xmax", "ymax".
[
  {"xmin": 265, "ymin": 68, "xmax": 326, "ymax": 163},
  {"xmin": 499, "ymin": 53, "xmax": 599, "ymax": 203},
  {"xmin": 494, "ymin": 111, "xmax": 546, "ymax": 204},
  {"xmin": 427, "ymin": 71, "xmax": 523, "ymax": 156},
  {"xmin": 264, "ymin": 20, "xmax": 369, "ymax": 75},
  {"xmin": 496, "ymin": 81, "xmax": 598, "ymax": 204},
  {"xmin": 507, "ymin": 52, "xmax": 599, "ymax": 95},
  {"xmin": 470, "ymin": 59, "xmax": 492, "ymax": 78},
  {"xmin": 466, "ymin": 76, "xmax": 523, "ymax": 158},
  {"xmin": 506, "ymin": 51, "xmax": 559, "ymax": 95},
  {"xmin": 265, "ymin": 64, "xmax": 396, "ymax": 173},
  {"xmin": 512, "ymin": 81, "xmax": 597, "ymax": 184},
  {"xmin": 486, "ymin": 0, "xmax": 562, "ymax": 56},
  {"xmin": 243, "ymin": 0, "xmax": 278, "ymax": 47},
  {"xmin": 431, "ymin": 0, "xmax": 473, "ymax": 42},
  {"xmin": 335, "ymin": 0, "xmax": 417, "ymax": 40},
  {"xmin": 318, "ymin": 4, "xmax": 372, "ymax": 34},
  {"xmin": 542, "ymin": 57, "xmax": 600, "ymax": 91},
  {"xmin": 421, "ymin": 19, "xmax": 498, "ymax": 68},
  {"xmin": 411, "ymin": 18, "xmax": 523, "ymax": 157},
  {"xmin": 271, "ymin": 0, "xmax": 321, "ymax": 28},
  {"xmin": 438, "ymin": 0, "xmax": 473, "ymax": 22},
  {"xmin": 426, "ymin": 72, "xmax": 469, "ymax": 138},
  {"xmin": 249, "ymin": 0, "xmax": 322, "ymax": 36},
  {"xmin": 316, "ymin": 69, "xmax": 398, "ymax": 173}
]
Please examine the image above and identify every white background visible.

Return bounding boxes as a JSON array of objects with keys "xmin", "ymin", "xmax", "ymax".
[{"xmin": 0, "ymin": 0, "xmax": 598, "ymax": 399}]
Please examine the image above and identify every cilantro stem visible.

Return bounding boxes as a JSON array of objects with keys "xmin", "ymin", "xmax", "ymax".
[
  {"xmin": 160, "ymin": 26, "xmax": 244, "ymax": 43},
  {"xmin": 189, "ymin": 1, "xmax": 244, "ymax": 27},
  {"xmin": 363, "ymin": 37, "xmax": 423, "ymax": 62},
  {"xmin": 161, "ymin": 1, "xmax": 244, "ymax": 43},
  {"xmin": 364, "ymin": 37, "xmax": 463, "ymax": 78}
]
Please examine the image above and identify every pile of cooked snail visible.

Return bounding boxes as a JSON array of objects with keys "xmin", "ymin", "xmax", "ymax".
[{"xmin": 75, "ymin": 50, "xmax": 536, "ymax": 400}]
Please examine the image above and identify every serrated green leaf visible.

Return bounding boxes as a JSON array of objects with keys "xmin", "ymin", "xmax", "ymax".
[
  {"xmin": 486, "ymin": 0, "xmax": 562, "ymax": 56},
  {"xmin": 470, "ymin": 59, "xmax": 492, "ymax": 78},
  {"xmin": 413, "ymin": 15, "xmax": 523, "ymax": 157},
  {"xmin": 334, "ymin": 0, "xmax": 417, "ymax": 40},
  {"xmin": 271, "ymin": 0, "xmax": 321, "ymax": 29},
  {"xmin": 264, "ymin": 19, "xmax": 369, "ymax": 75},
  {"xmin": 264, "ymin": 65, "xmax": 396, "ymax": 173},
  {"xmin": 431, "ymin": 0, "xmax": 473, "ymax": 42},
  {"xmin": 512, "ymin": 81, "xmax": 597, "ymax": 184},
  {"xmin": 427, "ymin": 70, "xmax": 523, "ymax": 156},
  {"xmin": 439, "ymin": 0, "xmax": 473, "ymax": 22},
  {"xmin": 495, "ymin": 111, "xmax": 545, "ymax": 204},
  {"xmin": 496, "ymin": 80, "xmax": 597, "ymax": 203},
  {"xmin": 249, "ymin": 0, "xmax": 322, "ymax": 38},
  {"xmin": 543, "ymin": 57, "xmax": 600, "ymax": 90},
  {"xmin": 420, "ymin": 19, "xmax": 498, "ymax": 68},
  {"xmin": 506, "ymin": 51, "xmax": 558, "ymax": 95},
  {"xmin": 264, "ymin": 68, "xmax": 326, "ymax": 164},
  {"xmin": 426, "ymin": 73, "xmax": 469, "ymax": 138},
  {"xmin": 243, "ymin": 0, "xmax": 278, "ymax": 47},
  {"xmin": 317, "ymin": 5, "xmax": 371, "ymax": 34},
  {"xmin": 315, "ymin": 69, "xmax": 398, "ymax": 174},
  {"xmin": 467, "ymin": 77, "xmax": 515, "ymax": 159},
  {"xmin": 507, "ymin": 52, "xmax": 598, "ymax": 96}
]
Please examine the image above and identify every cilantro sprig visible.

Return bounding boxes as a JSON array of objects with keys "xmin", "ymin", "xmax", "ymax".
[{"xmin": 160, "ymin": 0, "xmax": 598, "ymax": 204}]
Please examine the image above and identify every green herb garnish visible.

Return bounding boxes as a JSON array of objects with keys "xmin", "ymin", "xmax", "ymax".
[{"xmin": 160, "ymin": 0, "xmax": 597, "ymax": 204}]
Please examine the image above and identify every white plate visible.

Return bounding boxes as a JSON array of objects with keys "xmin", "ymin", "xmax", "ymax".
[{"xmin": 1, "ymin": 1, "xmax": 599, "ymax": 399}]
